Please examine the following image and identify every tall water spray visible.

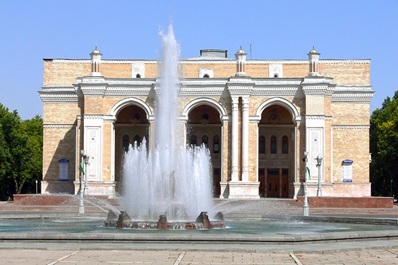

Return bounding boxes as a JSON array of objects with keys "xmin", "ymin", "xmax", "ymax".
[{"xmin": 121, "ymin": 25, "xmax": 213, "ymax": 221}]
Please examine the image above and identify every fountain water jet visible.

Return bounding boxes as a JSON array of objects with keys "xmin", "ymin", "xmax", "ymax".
[{"xmin": 118, "ymin": 24, "xmax": 216, "ymax": 225}]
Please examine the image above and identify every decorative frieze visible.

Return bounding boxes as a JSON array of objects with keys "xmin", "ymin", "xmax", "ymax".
[
  {"xmin": 332, "ymin": 93, "xmax": 374, "ymax": 102},
  {"xmin": 105, "ymin": 87, "xmax": 152, "ymax": 96},
  {"xmin": 179, "ymin": 87, "xmax": 225, "ymax": 96},
  {"xmin": 83, "ymin": 115, "xmax": 105, "ymax": 120},
  {"xmin": 252, "ymin": 87, "xmax": 299, "ymax": 96},
  {"xmin": 332, "ymin": 125, "xmax": 370, "ymax": 130},
  {"xmin": 43, "ymin": 124, "xmax": 75, "ymax": 129}
]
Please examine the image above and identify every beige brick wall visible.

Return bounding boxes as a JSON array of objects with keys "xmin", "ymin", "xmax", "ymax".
[
  {"xmin": 320, "ymin": 63, "xmax": 370, "ymax": 86},
  {"xmin": 182, "ymin": 63, "xmax": 236, "ymax": 78},
  {"xmin": 332, "ymin": 103, "xmax": 370, "ymax": 125},
  {"xmin": 246, "ymin": 64, "xmax": 269, "ymax": 77},
  {"xmin": 144, "ymin": 62, "xmax": 158, "ymax": 78},
  {"xmin": 101, "ymin": 63, "xmax": 132, "ymax": 78},
  {"xmin": 222, "ymin": 120, "xmax": 231, "ymax": 182},
  {"xmin": 43, "ymin": 60, "xmax": 370, "ymax": 87},
  {"xmin": 102, "ymin": 122, "xmax": 112, "ymax": 181},
  {"xmin": 43, "ymin": 103, "xmax": 80, "ymax": 124},
  {"xmin": 248, "ymin": 121, "xmax": 258, "ymax": 182},
  {"xmin": 84, "ymin": 96, "xmax": 104, "ymax": 114},
  {"xmin": 283, "ymin": 64, "xmax": 309, "ymax": 77},
  {"xmin": 43, "ymin": 60, "xmax": 90, "ymax": 86},
  {"xmin": 43, "ymin": 126, "xmax": 76, "ymax": 181},
  {"xmin": 332, "ymin": 127, "xmax": 369, "ymax": 183}
]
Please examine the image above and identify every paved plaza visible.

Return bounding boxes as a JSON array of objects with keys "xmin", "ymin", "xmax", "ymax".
[
  {"xmin": 1, "ymin": 248, "xmax": 398, "ymax": 265},
  {"xmin": 1, "ymin": 199, "xmax": 398, "ymax": 264}
]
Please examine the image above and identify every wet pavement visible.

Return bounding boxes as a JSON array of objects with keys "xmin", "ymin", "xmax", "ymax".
[{"xmin": 1, "ymin": 199, "xmax": 398, "ymax": 264}]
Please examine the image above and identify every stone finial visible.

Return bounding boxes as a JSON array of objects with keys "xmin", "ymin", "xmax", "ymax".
[
  {"xmin": 235, "ymin": 46, "xmax": 247, "ymax": 76},
  {"xmin": 90, "ymin": 46, "xmax": 102, "ymax": 76},
  {"xmin": 308, "ymin": 46, "xmax": 320, "ymax": 76}
]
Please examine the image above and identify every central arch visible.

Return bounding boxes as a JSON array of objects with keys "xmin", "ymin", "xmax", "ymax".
[
  {"xmin": 256, "ymin": 98, "xmax": 299, "ymax": 198},
  {"xmin": 182, "ymin": 98, "xmax": 226, "ymax": 197},
  {"xmin": 109, "ymin": 98, "xmax": 153, "ymax": 194}
]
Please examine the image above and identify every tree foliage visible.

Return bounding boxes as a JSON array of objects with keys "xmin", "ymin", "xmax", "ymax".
[
  {"xmin": 0, "ymin": 104, "xmax": 42, "ymax": 200},
  {"xmin": 370, "ymin": 91, "xmax": 398, "ymax": 196}
]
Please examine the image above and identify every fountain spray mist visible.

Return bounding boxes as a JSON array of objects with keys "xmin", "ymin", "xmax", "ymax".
[{"xmin": 121, "ymin": 24, "xmax": 213, "ymax": 221}]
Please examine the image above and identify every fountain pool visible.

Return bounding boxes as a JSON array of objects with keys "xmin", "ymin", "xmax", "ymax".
[{"xmin": 1, "ymin": 217, "xmax": 397, "ymax": 235}]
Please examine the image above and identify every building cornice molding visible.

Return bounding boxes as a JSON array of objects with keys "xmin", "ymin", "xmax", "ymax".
[
  {"xmin": 332, "ymin": 125, "xmax": 370, "ymax": 129},
  {"xmin": 301, "ymin": 77, "xmax": 336, "ymax": 96},
  {"xmin": 47, "ymin": 58, "xmax": 370, "ymax": 65},
  {"xmin": 179, "ymin": 87, "xmax": 226, "ymax": 96},
  {"xmin": 104, "ymin": 87, "xmax": 153, "ymax": 96},
  {"xmin": 252, "ymin": 87, "xmax": 299, "ymax": 96},
  {"xmin": 43, "ymin": 124, "xmax": 75, "ymax": 129},
  {"xmin": 39, "ymin": 86, "xmax": 78, "ymax": 103},
  {"xmin": 329, "ymin": 86, "xmax": 374, "ymax": 102},
  {"xmin": 179, "ymin": 79, "xmax": 228, "ymax": 96},
  {"xmin": 83, "ymin": 115, "xmax": 106, "ymax": 120},
  {"xmin": 227, "ymin": 77, "xmax": 255, "ymax": 96},
  {"xmin": 304, "ymin": 115, "xmax": 332, "ymax": 120},
  {"xmin": 331, "ymin": 93, "xmax": 374, "ymax": 102}
]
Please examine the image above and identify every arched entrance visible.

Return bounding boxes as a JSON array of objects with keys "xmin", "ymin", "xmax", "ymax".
[
  {"xmin": 114, "ymin": 104, "xmax": 150, "ymax": 193},
  {"xmin": 258, "ymin": 104, "xmax": 294, "ymax": 198},
  {"xmin": 186, "ymin": 104, "xmax": 222, "ymax": 197}
]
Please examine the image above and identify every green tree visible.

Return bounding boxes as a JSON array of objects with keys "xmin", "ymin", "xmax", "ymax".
[
  {"xmin": 0, "ymin": 104, "xmax": 43, "ymax": 199},
  {"xmin": 370, "ymin": 91, "xmax": 398, "ymax": 197}
]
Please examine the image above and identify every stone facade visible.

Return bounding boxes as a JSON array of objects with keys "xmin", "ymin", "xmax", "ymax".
[{"xmin": 39, "ymin": 47, "xmax": 374, "ymax": 198}]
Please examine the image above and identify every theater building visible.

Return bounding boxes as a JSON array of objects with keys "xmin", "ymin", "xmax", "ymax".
[{"xmin": 39, "ymin": 47, "xmax": 374, "ymax": 198}]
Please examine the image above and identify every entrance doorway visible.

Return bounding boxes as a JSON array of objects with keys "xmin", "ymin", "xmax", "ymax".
[
  {"xmin": 259, "ymin": 168, "xmax": 289, "ymax": 198},
  {"xmin": 186, "ymin": 104, "xmax": 222, "ymax": 197},
  {"xmin": 258, "ymin": 104, "xmax": 294, "ymax": 198}
]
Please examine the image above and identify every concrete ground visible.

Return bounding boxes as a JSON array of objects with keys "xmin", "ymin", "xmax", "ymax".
[{"xmin": 1, "ymin": 199, "xmax": 398, "ymax": 264}]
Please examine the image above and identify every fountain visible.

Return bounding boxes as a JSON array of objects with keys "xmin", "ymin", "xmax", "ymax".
[{"xmin": 105, "ymin": 24, "xmax": 222, "ymax": 229}]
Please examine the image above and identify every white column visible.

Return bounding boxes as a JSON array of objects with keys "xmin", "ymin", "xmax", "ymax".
[
  {"xmin": 241, "ymin": 96, "xmax": 249, "ymax": 182},
  {"xmin": 149, "ymin": 119, "xmax": 156, "ymax": 151},
  {"xmin": 111, "ymin": 121, "xmax": 115, "ymax": 182},
  {"xmin": 231, "ymin": 96, "xmax": 239, "ymax": 181},
  {"xmin": 293, "ymin": 120, "xmax": 299, "ymax": 199}
]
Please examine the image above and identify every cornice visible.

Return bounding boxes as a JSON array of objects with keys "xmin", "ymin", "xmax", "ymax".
[
  {"xmin": 227, "ymin": 76, "xmax": 255, "ymax": 95},
  {"xmin": 319, "ymin": 59, "xmax": 370, "ymax": 65},
  {"xmin": 39, "ymin": 87, "xmax": 78, "ymax": 103},
  {"xmin": 332, "ymin": 125, "xmax": 370, "ymax": 129},
  {"xmin": 179, "ymin": 87, "xmax": 225, "ymax": 96},
  {"xmin": 48, "ymin": 58, "xmax": 370, "ymax": 65},
  {"xmin": 331, "ymin": 93, "xmax": 374, "ymax": 102},
  {"xmin": 304, "ymin": 115, "xmax": 332, "ymax": 120},
  {"xmin": 83, "ymin": 115, "xmax": 105, "ymax": 119},
  {"xmin": 104, "ymin": 87, "xmax": 152, "ymax": 96},
  {"xmin": 252, "ymin": 87, "xmax": 299, "ymax": 96},
  {"xmin": 43, "ymin": 124, "xmax": 75, "ymax": 129}
]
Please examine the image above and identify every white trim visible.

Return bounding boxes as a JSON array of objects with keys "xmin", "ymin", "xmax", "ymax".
[
  {"xmin": 255, "ymin": 97, "xmax": 300, "ymax": 122},
  {"xmin": 43, "ymin": 124, "xmax": 74, "ymax": 129},
  {"xmin": 181, "ymin": 97, "xmax": 228, "ymax": 121},
  {"xmin": 48, "ymin": 58, "xmax": 370, "ymax": 65},
  {"xmin": 109, "ymin": 97, "xmax": 154, "ymax": 120},
  {"xmin": 332, "ymin": 125, "xmax": 370, "ymax": 129}
]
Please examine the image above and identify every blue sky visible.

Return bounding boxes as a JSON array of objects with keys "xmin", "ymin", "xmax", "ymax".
[{"xmin": 0, "ymin": 0, "xmax": 397, "ymax": 120}]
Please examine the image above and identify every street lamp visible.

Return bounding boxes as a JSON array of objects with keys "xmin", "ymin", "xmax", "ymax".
[
  {"xmin": 79, "ymin": 150, "xmax": 90, "ymax": 214},
  {"xmin": 303, "ymin": 151, "xmax": 309, "ymax": 216},
  {"xmin": 316, "ymin": 155, "xmax": 323, "ymax": 197}
]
